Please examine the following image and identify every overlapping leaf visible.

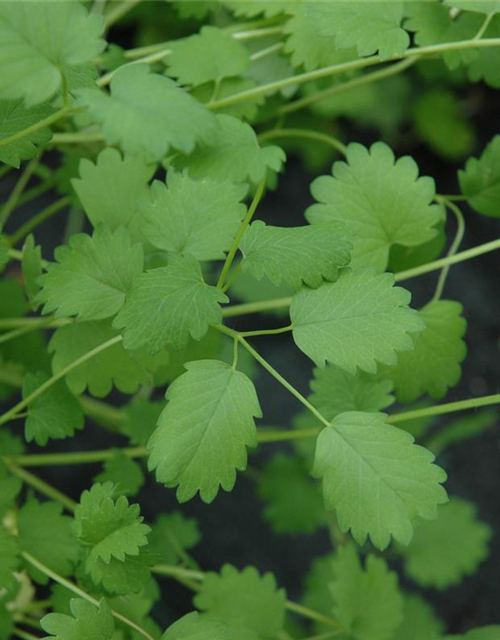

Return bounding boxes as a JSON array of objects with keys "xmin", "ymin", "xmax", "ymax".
[
  {"xmin": 94, "ymin": 452, "xmax": 145, "ymax": 497},
  {"xmin": 148, "ymin": 512, "xmax": 201, "ymax": 564},
  {"xmin": 459, "ymin": 135, "xmax": 500, "ymax": 217},
  {"xmin": 41, "ymin": 599, "xmax": 114, "ymax": 640},
  {"xmin": 0, "ymin": 100, "xmax": 53, "ymax": 167}
]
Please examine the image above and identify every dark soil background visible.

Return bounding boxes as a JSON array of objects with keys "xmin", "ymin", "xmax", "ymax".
[{"xmin": 1, "ymin": 16, "xmax": 500, "ymax": 636}]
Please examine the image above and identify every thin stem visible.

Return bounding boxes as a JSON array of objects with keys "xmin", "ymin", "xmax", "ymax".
[
  {"xmin": 152, "ymin": 565, "xmax": 205, "ymax": 581},
  {"xmin": 217, "ymin": 179, "xmax": 266, "ymax": 289},
  {"xmin": 285, "ymin": 601, "xmax": 341, "ymax": 630},
  {"xmin": 8, "ymin": 465, "xmax": 77, "ymax": 512},
  {"xmin": 0, "ymin": 108, "xmax": 79, "ymax": 151},
  {"xmin": 257, "ymin": 428, "xmax": 320, "ymax": 443},
  {"xmin": 9, "ymin": 196, "xmax": 71, "ymax": 246},
  {"xmin": 388, "ymin": 394, "xmax": 500, "ymax": 425},
  {"xmin": 222, "ymin": 297, "xmax": 293, "ymax": 318},
  {"xmin": 97, "ymin": 47, "xmax": 172, "ymax": 88},
  {"xmin": 16, "ymin": 178, "xmax": 56, "ymax": 208},
  {"xmin": 250, "ymin": 41, "xmax": 284, "ymax": 62},
  {"xmin": 473, "ymin": 11, "xmax": 496, "ymax": 40},
  {"xmin": 50, "ymin": 131, "xmax": 105, "ymax": 145},
  {"xmin": 13, "ymin": 628, "xmax": 39, "ymax": 640},
  {"xmin": 0, "ymin": 317, "xmax": 67, "ymax": 330},
  {"xmin": 5, "ymin": 447, "xmax": 148, "ymax": 468},
  {"xmin": 0, "ymin": 157, "xmax": 41, "ymax": 226},
  {"xmin": 0, "ymin": 319, "xmax": 58, "ymax": 347},
  {"xmin": 221, "ymin": 261, "xmax": 243, "ymax": 293},
  {"xmin": 258, "ymin": 128, "xmax": 347, "ymax": 155},
  {"xmin": 104, "ymin": 0, "xmax": 142, "ymax": 28},
  {"xmin": 432, "ymin": 199, "xmax": 465, "ymax": 302},
  {"xmin": 0, "ymin": 335, "xmax": 122, "ymax": 426},
  {"xmin": 231, "ymin": 25, "xmax": 284, "ymax": 40},
  {"xmin": 239, "ymin": 325, "xmax": 293, "ymax": 338},
  {"xmin": 21, "ymin": 552, "xmax": 156, "ymax": 640}
]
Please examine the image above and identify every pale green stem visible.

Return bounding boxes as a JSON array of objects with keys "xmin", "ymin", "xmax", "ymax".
[
  {"xmin": 217, "ymin": 179, "xmax": 266, "ymax": 289},
  {"xmin": 97, "ymin": 47, "xmax": 172, "ymax": 87},
  {"xmin": 239, "ymin": 326, "xmax": 293, "ymax": 338},
  {"xmin": 250, "ymin": 41, "xmax": 284, "ymax": 62},
  {"xmin": 5, "ymin": 447, "xmax": 148, "ymax": 468},
  {"xmin": 473, "ymin": 11, "xmax": 496, "ymax": 40},
  {"xmin": 258, "ymin": 128, "xmax": 347, "ymax": 155},
  {"xmin": 388, "ymin": 394, "xmax": 500, "ymax": 425},
  {"xmin": 13, "ymin": 628, "xmax": 38, "ymax": 640},
  {"xmin": 432, "ymin": 199, "xmax": 465, "ymax": 302},
  {"xmin": 104, "ymin": 0, "xmax": 142, "ymax": 28},
  {"xmin": 0, "ymin": 157, "xmax": 41, "ymax": 226},
  {"xmin": 9, "ymin": 196, "xmax": 71, "ymax": 246},
  {"xmin": 231, "ymin": 25, "xmax": 284, "ymax": 40},
  {"xmin": 222, "ymin": 297, "xmax": 293, "ymax": 318},
  {"xmin": 0, "ymin": 317, "xmax": 67, "ymax": 330},
  {"xmin": 8, "ymin": 464, "xmax": 77, "ymax": 512},
  {"xmin": 0, "ymin": 335, "xmax": 122, "ymax": 426},
  {"xmin": 0, "ymin": 108, "xmax": 78, "ymax": 150},
  {"xmin": 0, "ymin": 319, "xmax": 58, "ymax": 347},
  {"xmin": 50, "ymin": 131, "xmax": 105, "ymax": 145},
  {"xmin": 21, "ymin": 552, "xmax": 156, "ymax": 640}
]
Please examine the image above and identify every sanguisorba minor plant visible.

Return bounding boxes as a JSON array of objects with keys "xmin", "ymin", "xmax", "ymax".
[{"xmin": 2, "ymin": 0, "xmax": 500, "ymax": 638}]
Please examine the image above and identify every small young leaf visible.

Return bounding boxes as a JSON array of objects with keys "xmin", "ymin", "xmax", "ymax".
[
  {"xmin": 459, "ymin": 135, "xmax": 500, "ymax": 217},
  {"xmin": 239, "ymin": 221, "xmax": 351, "ymax": 289},
  {"xmin": 72, "ymin": 148, "xmax": 156, "ymax": 234},
  {"xmin": 149, "ymin": 512, "xmax": 201, "ymax": 564},
  {"xmin": 139, "ymin": 171, "xmax": 247, "ymax": 261},
  {"xmin": 114, "ymin": 254, "xmax": 228, "ymax": 354},
  {"xmin": 307, "ymin": 142, "xmax": 443, "ymax": 271},
  {"xmin": 194, "ymin": 564, "xmax": 286, "ymax": 638},
  {"xmin": 167, "ymin": 25, "xmax": 250, "ymax": 86},
  {"xmin": 93, "ymin": 451, "xmax": 145, "ymax": 497},
  {"xmin": 148, "ymin": 360, "xmax": 261, "ymax": 503},
  {"xmin": 37, "ymin": 225, "xmax": 144, "ymax": 322},
  {"xmin": 41, "ymin": 598, "xmax": 114, "ymax": 640},
  {"xmin": 90, "ymin": 548, "xmax": 157, "ymax": 596},
  {"xmin": 23, "ymin": 371, "xmax": 84, "ymax": 446},
  {"xmin": 291, "ymin": 269, "xmax": 424, "ymax": 374},
  {"xmin": 387, "ymin": 300, "xmax": 467, "ymax": 403},
  {"xmin": 0, "ymin": 100, "xmax": 53, "ymax": 167},
  {"xmin": 402, "ymin": 498, "xmax": 491, "ymax": 589},
  {"xmin": 0, "ymin": 528, "xmax": 19, "ymax": 591},
  {"xmin": 313, "ymin": 412, "xmax": 448, "ymax": 549},
  {"xmin": 77, "ymin": 65, "xmax": 218, "ymax": 161}
]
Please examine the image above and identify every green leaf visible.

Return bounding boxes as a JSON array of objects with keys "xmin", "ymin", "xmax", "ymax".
[
  {"xmin": 194, "ymin": 564, "xmax": 286, "ymax": 638},
  {"xmin": 77, "ymin": 65, "xmax": 218, "ymax": 161},
  {"xmin": 167, "ymin": 26, "xmax": 250, "ymax": 86},
  {"xmin": 223, "ymin": 1, "xmax": 294, "ymax": 18},
  {"xmin": 309, "ymin": 1, "xmax": 409, "ymax": 60},
  {"xmin": 174, "ymin": 114, "xmax": 286, "ymax": 188},
  {"xmin": 149, "ymin": 512, "xmax": 201, "ymax": 565},
  {"xmin": 0, "ymin": 1, "xmax": 105, "ymax": 106},
  {"xmin": 73, "ymin": 482, "xmax": 150, "ymax": 567},
  {"xmin": 89, "ymin": 548, "xmax": 157, "ymax": 596},
  {"xmin": 230, "ymin": 270, "xmax": 294, "ymax": 319},
  {"xmin": 72, "ymin": 148, "xmax": 156, "ymax": 234},
  {"xmin": 23, "ymin": 371, "xmax": 84, "ymax": 446},
  {"xmin": 313, "ymin": 412, "xmax": 448, "ymax": 549},
  {"xmin": 21, "ymin": 234, "xmax": 43, "ymax": 309},
  {"xmin": 291, "ymin": 269, "xmax": 425, "ymax": 374},
  {"xmin": 41, "ymin": 598, "xmax": 114, "ymax": 640},
  {"xmin": 49, "ymin": 320, "xmax": 168, "ymax": 398},
  {"xmin": 301, "ymin": 553, "xmax": 336, "ymax": 632},
  {"xmin": 37, "ymin": 225, "xmax": 144, "ymax": 322},
  {"xmin": 390, "ymin": 594, "xmax": 443, "ymax": 640},
  {"xmin": 445, "ymin": 1, "xmax": 500, "ymax": 13},
  {"xmin": 139, "ymin": 171, "xmax": 247, "ymax": 261},
  {"xmin": 0, "ymin": 527, "xmax": 19, "ymax": 591},
  {"xmin": 161, "ymin": 612, "xmax": 233, "ymax": 640},
  {"xmin": 148, "ymin": 360, "xmax": 261, "ymax": 503},
  {"xmin": 239, "ymin": 221, "xmax": 351, "ymax": 290},
  {"xmin": 114, "ymin": 254, "xmax": 228, "ymax": 354},
  {"xmin": 18, "ymin": 499, "xmax": 79, "ymax": 584},
  {"xmin": 0, "ymin": 462, "xmax": 21, "ymax": 519},
  {"xmin": 330, "ymin": 544, "xmax": 403, "ymax": 640},
  {"xmin": 174, "ymin": 1, "xmax": 221, "ymax": 19},
  {"xmin": 459, "ymin": 135, "xmax": 500, "ymax": 217},
  {"xmin": 0, "ymin": 100, "xmax": 53, "ymax": 168},
  {"xmin": 94, "ymin": 451, "xmax": 145, "ymax": 497},
  {"xmin": 309, "ymin": 364, "xmax": 395, "ymax": 422},
  {"xmin": 192, "ymin": 76, "xmax": 265, "ymax": 120},
  {"xmin": 0, "ymin": 603, "xmax": 13, "ymax": 640},
  {"xmin": 465, "ymin": 15, "xmax": 500, "ymax": 88},
  {"xmin": 257, "ymin": 453, "xmax": 326, "ymax": 535},
  {"xmin": 122, "ymin": 398, "xmax": 164, "ymax": 446},
  {"xmin": 387, "ymin": 300, "xmax": 467, "ymax": 403},
  {"xmin": 307, "ymin": 142, "xmax": 443, "ymax": 271},
  {"xmin": 402, "ymin": 498, "xmax": 491, "ymax": 589}
]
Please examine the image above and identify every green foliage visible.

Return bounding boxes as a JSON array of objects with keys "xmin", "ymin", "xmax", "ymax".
[
  {"xmin": 459, "ymin": 135, "xmax": 500, "ymax": 217},
  {"xmin": 21, "ymin": 234, "xmax": 43, "ymax": 309},
  {"xmin": 0, "ymin": 100, "xmax": 53, "ymax": 167},
  {"xmin": 0, "ymin": 528, "xmax": 19, "ymax": 591},
  {"xmin": 0, "ymin": 461, "xmax": 21, "ymax": 519},
  {"xmin": 149, "ymin": 511, "xmax": 201, "ymax": 565},
  {"xmin": 41, "ymin": 598, "xmax": 114, "ymax": 640},
  {"xmin": 93, "ymin": 452, "xmax": 145, "ymax": 497},
  {"xmin": 392, "ymin": 594, "xmax": 444, "ymax": 640}
]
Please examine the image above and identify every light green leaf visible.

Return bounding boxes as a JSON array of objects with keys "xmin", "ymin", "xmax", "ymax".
[
  {"xmin": 0, "ymin": 527, "xmax": 19, "ymax": 591},
  {"xmin": 309, "ymin": 364, "xmax": 395, "ymax": 422},
  {"xmin": 139, "ymin": 172, "xmax": 246, "ymax": 261},
  {"xmin": 257, "ymin": 453, "xmax": 326, "ymax": 535},
  {"xmin": 114, "ymin": 254, "xmax": 228, "ymax": 354},
  {"xmin": 223, "ymin": 1, "xmax": 294, "ymax": 18},
  {"xmin": 18, "ymin": 499, "xmax": 79, "ymax": 584},
  {"xmin": 77, "ymin": 65, "xmax": 218, "ymax": 161},
  {"xmin": 192, "ymin": 76, "xmax": 265, "ymax": 120},
  {"xmin": 161, "ymin": 612, "xmax": 231, "ymax": 640},
  {"xmin": 445, "ymin": 1, "xmax": 500, "ymax": 13},
  {"xmin": 291, "ymin": 269, "xmax": 425, "ymax": 374},
  {"xmin": 74, "ymin": 482, "xmax": 150, "ymax": 567},
  {"xmin": 309, "ymin": 1, "xmax": 409, "ymax": 60},
  {"xmin": 148, "ymin": 360, "xmax": 261, "ymax": 503},
  {"xmin": 307, "ymin": 142, "xmax": 443, "ymax": 271},
  {"xmin": 37, "ymin": 225, "xmax": 144, "ymax": 322},
  {"xmin": 72, "ymin": 148, "xmax": 156, "ymax": 234},
  {"xmin": 330, "ymin": 544, "xmax": 403, "ymax": 640},
  {"xmin": 0, "ymin": 100, "xmax": 53, "ymax": 168},
  {"xmin": 89, "ymin": 548, "xmax": 157, "ymax": 596},
  {"xmin": 121, "ymin": 398, "xmax": 165, "ymax": 446},
  {"xmin": 390, "ymin": 594, "xmax": 443, "ymax": 640},
  {"xmin": 49, "ymin": 320, "xmax": 168, "ymax": 398},
  {"xmin": 167, "ymin": 26, "xmax": 250, "ymax": 86},
  {"xmin": 313, "ymin": 412, "xmax": 448, "ymax": 549},
  {"xmin": 0, "ymin": 1, "xmax": 105, "ymax": 106},
  {"xmin": 459, "ymin": 135, "xmax": 500, "ymax": 217},
  {"xmin": 41, "ymin": 598, "xmax": 114, "ymax": 640},
  {"xmin": 149, "ymin": 512, "xmax": 201, "ymax": 565},
  {"xmin": 93, "ymin": 451, "xmax": 145, "ymax": 497},
  {"xmin": 174, "ymin": 114, "xmax": 285, "ymax": 188},
  {"xmin": 21, "ymin": 234, "xmax": 43, "ymax": 309},
  {"xmin": 0, "ymin": 462, "xmax": 22, "ymax": 519},
  {"xmin": 239, "ymin": 221, "xmax": 351, "ymax": 290},
  {"xmin": 230, "ymin": 270, "xmax": 294, "ymax": 319},
  {"xmin": 465, "ymin": 15, "xmax": 500, "ymax": 88},
  {"xmin": 23, "ymin": 371, "xmax": 84, "ymax": 446},
  {"xmin": 194, "ymin": 564, "xmax": 286, "ymax": 638},
  {"xmin": 301, "ymin": 553, "xmax": 337, "ymax": 632},
  {"xmin": 387, "ymin": 300, "xmax": 467, "ymax": 403},
  {"xmin": 402, "ymin": 498, "xmax": 491, "ymax": 589}
]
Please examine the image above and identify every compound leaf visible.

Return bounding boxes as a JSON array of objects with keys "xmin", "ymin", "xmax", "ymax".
[
  {"xmin": 139, "ymin": 172, "xmax": 247, "ymax": 261},
  {"xmin": 291, "ymin": 269, "xmax": 425, "ymax": 374},
  {"xmin": 194, "ymin": 564, "xmax": 286, "ymax": 638},
  {"xmin": 114, "ymin": 254, "xmax": 228, "ymax": 354},
  {"xmin": 0, "ymin": 100, "xmax": 53, "ymax": 167},
  {"xmin": 387, "ymin": 300, "xmax": 467, "ymax": 403},
  {"xmin": 307, "ymin": 143, "xmax": 443, "ymax": 271},
  {"xmin": 459, "ymin": 135, "xmax": 500, "ymax": 217},
  {"xmin": 41, "ymin": 598, "xmax": 114, "ymax": 640},
  {"xmin": 313, "ymin": 412, "xmax": 448, "ymax": 549},
  {"xmin": 77, "ymin": 65, "xmax": 218, "ymax": 161},
  {"xmin": 148, "ymin": 360, "xmax": 261, "ymax": 503},
  {"xmin": 402, "ymin": 498, "xmax": 491, "ymax": 589},
  {"xmin": 239, "ymin": 221, "xmax": 351, "ymax": 290},
  {"xmin": 37, "ymin": 225, "xmax": 144, "ymax": 322}
]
